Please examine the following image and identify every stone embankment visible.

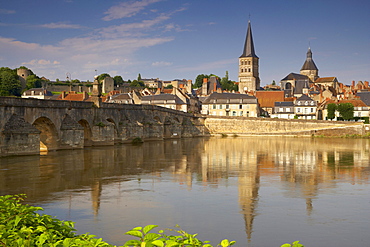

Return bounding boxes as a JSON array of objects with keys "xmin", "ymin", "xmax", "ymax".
[{"xmin": 204, "ymin": 116, "xmax": 366, "ymax": 136}]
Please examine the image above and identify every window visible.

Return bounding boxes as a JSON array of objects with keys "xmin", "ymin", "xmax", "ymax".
[
  {"xmin": 240, "ymin": 111, "xmax": 243, "ymax": 116},
  {"xmin": 219, "ymin": 105, "xmax": 223, "ymax": 109},
  {"xmin": 239, "ymin": 104, "xmax": 243, "ymax": 109},
  {"xmin": 286, "ymin": 108, "xmax": 290, "ymax": 112},
  {"xmin": 279, "ymin": 108, "xmax": 283, "ymax": 112},
  {"xmin": 232, "ymin": 111, "xmax": 236, "ymax": 116},
  {"xmin": 311, "ymin": 108, "xmax": 314, "ymax": 112},
  {"xmin": 297, "ymin": 108, "xmax": 301, "ymax": 113},
  {"xmin": 226, "ymin": 105, "xmax": 229, "ymax": 109},
  {"xmin": 213, "ymin": 104, "xmax": 216, "ymax": 109}
]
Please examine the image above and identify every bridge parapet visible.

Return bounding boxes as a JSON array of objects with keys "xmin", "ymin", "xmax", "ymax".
[{"xmin": 0, "ymin": 97, "xmax": 207, "ymax": 157}]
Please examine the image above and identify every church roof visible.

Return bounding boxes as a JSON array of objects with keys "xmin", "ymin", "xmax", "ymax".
[
  {"xmin": 240, "ymin": 21, "xmax": 258, "ymax": 58},
  {"xmin": 301, "ymin": 48, "xmax": 318, "ymax": 71},
  {"xmin": 315, "ymin": 77, "xmax": 337, "ymax": 83},
  {"xmin": 281, "ymin": 73, "xmax": 309, "ymax": 81},
  {"xmin": 203, "ymin": 92, "xmax": 258, "ymax": 104}
]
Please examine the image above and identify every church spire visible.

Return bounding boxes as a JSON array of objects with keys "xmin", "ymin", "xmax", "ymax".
[
  {"xmin": 301, "ymin": 47, "xmax": 318, "ymax": 71},
  {"xmin": 240, "ymin": 20, "xmax": 258, "ymax": 58},
  {"xmin": 300, "ymin": 47, "xmax": 319, "ymax": 82},
  {"xmin": 238, "ymin": 19, "xmax": 260, "ymax": 93}
]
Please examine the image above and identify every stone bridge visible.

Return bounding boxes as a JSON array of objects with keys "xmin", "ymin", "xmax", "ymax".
[
  {"xmin": 0, "ymin": 97, "xmax": 208, "ymax": 157},
  {"xmin": 1, "ymin": 97, "xmax": 367, "ymax": 157}
]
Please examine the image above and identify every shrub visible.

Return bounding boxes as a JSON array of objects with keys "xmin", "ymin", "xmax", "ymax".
[
  {"xmin": 123, "ymin": 225, "xmax": 235, "ymax": 247},
  {"xmin": 0, "ymin": 194, "xmax": 111, "ymax": 246}
]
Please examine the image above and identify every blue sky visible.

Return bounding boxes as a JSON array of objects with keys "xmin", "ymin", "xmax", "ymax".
[{"xmin": 0, "ymin": 0, "xmax": 369, "ymax": 86}]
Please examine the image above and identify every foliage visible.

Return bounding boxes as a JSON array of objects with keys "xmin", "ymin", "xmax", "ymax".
[
  {"xmin": 280, "ymin": 241, "xmax": 304, "ymax": 247},
  {"xmin": 220, "ymin": 71, "xmax": 238, "ymax": 92},
  {"xmin": 165, "ymin": 84, "xmax": 174, "ymax": 89},
  {"xmin": 337, "ymin": 103, "xmax": 354, "ymax": 120},
  {"xmin": 123, "ymin": 225, "xmax": 236, "ymax": 247},
  {"xmin": 0, "ymin": 194, "xmax": 112, "ymax": 246},
  {"xmin": 327, "ymin": 103, "xmax": 337, "ymax": 120},
  {"xmin": 95, "ymin": 122, "xmax": 106, "ymax": 127},
  {"xmin": 137, "ymin": 73, "xmax": 142, "ymax": 81},
  {"xmin": 0, "ymin": 67, "xmax": 22, "ymax": 96},
  {"xmin": 194, "ymin": 74, "xmax": 209, "ymax": 88},
  {"xmin": 130, "ymin": 80, "xmax": 145, "ymax": 88},
  {"xmin": 114, "ymin": 75, "xmax": 124, "ymax": 86},
  {"xmin": 25, "ymin": 74, "xmax": 43, "ymax": 90},
  {"xmin": 97, "ymin": 73, "xmax": 111, "ymax": 82}
]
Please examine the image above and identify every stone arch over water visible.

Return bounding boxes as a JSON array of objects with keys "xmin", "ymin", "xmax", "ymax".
[
  {"xmin": 78, "ymin": 119, "xmax": 92, "ymax": 146},
  {"xmin": 32, "ymin": 117, "xmax": 59, "ymax": 152}
]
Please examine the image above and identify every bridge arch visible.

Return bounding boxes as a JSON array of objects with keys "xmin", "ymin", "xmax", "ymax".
[
  {"xmin": 32, "ymin": 117, "xmax": 59, "ymax": 152},
  {"xmin": 78, "ymin": 119, "xmax": 92, "ymax": 146},
  {"xmin": 107, "ymin": 118, "xmax": 119, "ymax": 143}
]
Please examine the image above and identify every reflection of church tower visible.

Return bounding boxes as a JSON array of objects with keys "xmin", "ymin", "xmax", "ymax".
[
  {"xmin": 238, "ymin": 155, "xmax": 260, "ymax": 242},
  {"xmin": 91, "ymin": 180, "xmax": 102, "ymax": 217},
  {"xmin": 239, "ymin": 20, "xmax": 260, "ymax": 93},
  {"xmin": 300, "ymin": 47, "xmax": 319, "ymax": 82}
]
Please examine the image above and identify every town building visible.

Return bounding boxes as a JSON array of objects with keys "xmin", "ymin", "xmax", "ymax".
[
  {"xmin": 200, "ymin": 76, "xmax": 222, "ymax": 96},
  {"xmin": 272, "ymin": 101, "xmax": 295, "ymax": 119},
  {"xmin": 141, "ymin": 94, "xmax": 188, "ymax": 112},
  {"xmin": 255, "ymin": 91, "xmax": 285, "ymax": 117},
  {"xmin": 238, "ymin": 20, "xmax": 260, "ymax": 93},
  {"xmin": 201, "ymin": 92, "xmax": 260, "ymax": 117},
  {"xmin": 294, "ymin": 94, "xmax": 317, "ymax": 120},
  {"xmin": 142, "ymin": 78, "xmax": 162, "ymax": 89},
  {"xmin": 22, "ymin": 88, "xmax": 53, "ymax": 99},
  {"xmin": 322, "ymin": 99, "xmax": 369, "ymax": 120}
]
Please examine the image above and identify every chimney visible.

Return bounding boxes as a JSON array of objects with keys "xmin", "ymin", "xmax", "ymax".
[
  {"xmin": 365, "ymin": 81, "xmax": 369, "ymax": 88},
  {"xmin": 352, "ymin": 81, "xmax": 355, "ymax": 87},
  {"xmin": 83, "ymin": 91, "xmax": 89, "ymax": 100},
  {"xmin": 62, "ymin": 91, "xmax": 67, "ymax": 99}
]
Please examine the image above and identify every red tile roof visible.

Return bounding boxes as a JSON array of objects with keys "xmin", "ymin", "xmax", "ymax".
[{"xmin": 255, "ymin": 91, "xmax": 285, "ymax": 108}]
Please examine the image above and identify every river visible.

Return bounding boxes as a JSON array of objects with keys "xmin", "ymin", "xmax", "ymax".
[{"xmin": 0, "ymin": 136, "xmax": 369, "ymax": 247}]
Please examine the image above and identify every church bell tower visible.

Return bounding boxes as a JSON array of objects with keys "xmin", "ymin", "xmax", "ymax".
[{"xmin": 239, "ymin": 20, "xmax": 260, "ymax": 93}]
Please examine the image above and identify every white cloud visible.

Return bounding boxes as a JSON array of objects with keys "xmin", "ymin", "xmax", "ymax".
[
  {"xmin": 102, "ymin": 0, "xmax": 163, "ymax": 21},
  {"xmin": 40, "ymin": 22, "xmax": 83, "ymax": 29},
  {"xmin": 22, "ymin": 59, "xmax": 61, "ymax": 66},
  {"xmin": 98, "ymin": 14, "xmax": 171, "ymax": 38},
  {"xmin": 152, "ymin": 61, "xmax": 172, "ymax": 66}
]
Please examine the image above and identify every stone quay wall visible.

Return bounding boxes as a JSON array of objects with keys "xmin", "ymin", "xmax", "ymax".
[{"xmin": 204, "ymin": 116, "xmax": 365, "ymax": 136}]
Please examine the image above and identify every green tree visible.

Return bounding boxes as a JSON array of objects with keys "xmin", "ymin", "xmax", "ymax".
[
  {"xmin": 71, "ymin": 79, "xmax": 80, "ymax": 84},
  {"xmin": 337, "ymin": 103, "xmax": 354, "ymax": 120},
  {"xmin": 221, "ymin": 71, "xmax": 229, "ymax": 85},
  {"xmin": 0, "ymin": 67, "xmax": 22, "ymax": 96},
  {"xmin": 220, "ymin": 71, "xmax": 238, "ymax": 91},
  {"xmin": 137, "ymin": 73, "xmax": 142, "ymax": 81},
  {"xmin": 113, "ymin": 75, "xmax": 124, "ymax": 86},
  {"xmin": 327, "ymin": 103, "xmax": 337, "ymax": 120},
  {"xmin": 25, "ymin": 74, "xmax": 42, "ymax": 90},
  {"xmin": 194, "ymin": 74, "xmax": 209, "ymax": 88},
  {"xmin": 130, "ymin": 80, "xmax": 144, "ymax": 88},
  {"xmin": 97, "ymin": 73, "xmax": 110, "ymax": 82}
]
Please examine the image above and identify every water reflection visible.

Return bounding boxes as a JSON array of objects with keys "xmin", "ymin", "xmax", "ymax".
[{"xmin": 0, "ymin": 137, "xmax": 369, "ymax": 246}]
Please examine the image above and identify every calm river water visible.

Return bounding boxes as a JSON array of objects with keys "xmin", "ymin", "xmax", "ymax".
[{"xmin": 1, "ymin": 137, "xmax": 370, "ymax": 247}]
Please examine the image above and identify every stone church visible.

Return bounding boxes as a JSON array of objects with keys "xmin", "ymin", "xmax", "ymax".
[{"xmin": 238, "ymin": 20, "xmax": 260, "ymax": 93}]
